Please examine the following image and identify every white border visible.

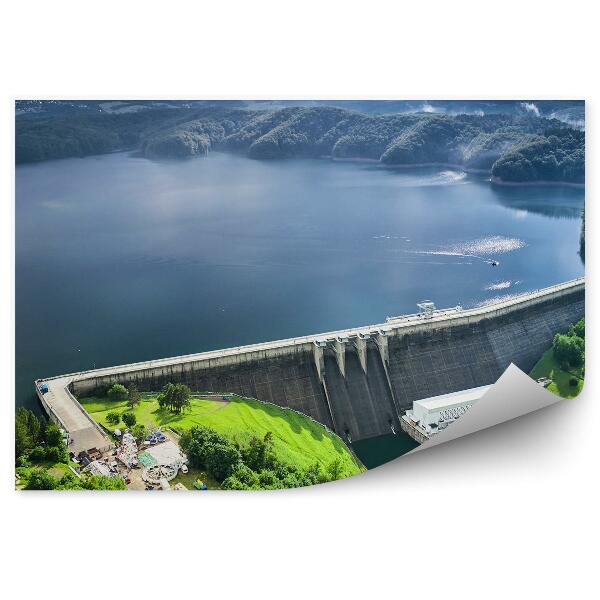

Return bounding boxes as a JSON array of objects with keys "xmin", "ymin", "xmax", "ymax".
[{"xmin": 1, "ymin": 2, "xmax": 597, "ymax": 599}]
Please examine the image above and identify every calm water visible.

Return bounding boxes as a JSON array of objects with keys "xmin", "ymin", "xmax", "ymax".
[{"xmin": 16, "ymin": 152, "xmax": 584, "ymax": 422}]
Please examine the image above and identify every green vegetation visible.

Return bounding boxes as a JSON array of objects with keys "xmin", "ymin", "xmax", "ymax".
[
  {"xmin": 80, "ymin": 392, "xmax": 363, "ymax": 477},
  {"xmin": 15, "ymin": 407, "xmax": 68, "ymax": 465},
  {"xmin": 15, "ymin": 407, "xmax": 126, "ymax": 490},
  {"xmin": 127, "ymin": 384, "xmax": 140, "ymax": 409},
  {"xmin": 121, "ymin": 412, "xmax": 136, "ymax": 428},
  {"xmin": 530, "ymin": 318, "xmax": 584, "ymax": 399},
  {"xmin": 157, "ymin": 382, "xmax": 191, "ymax": 414},
  {"xmin": 16, "ymin": 106, "xmax": 584, "ymax": 184},
  {"xmin": 552, "ymin": 334, "xmax": 584, "ymax": 369},
  {"xmin": 530, "ymin": 349, "xmax": 583, "ymax": 399},
  {"xmin": 180, "ymin": 426, "xmax": 352, "ymax": 490},
  {"xmin": 16, "ymin": 466, "xmax": 126, "ymax": 490},
  {"xmin": 491, "ymin": 128, "xmax": 584, "ymax": 184},
  {"xmin": 107, "ymin": 383, "xmax": 128, "ymax": 403}
]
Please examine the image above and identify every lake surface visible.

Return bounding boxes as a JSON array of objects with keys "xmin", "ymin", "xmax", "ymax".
[{"xmin": 16, "ymin": 152, "xmax": 584, "ymax": 428}]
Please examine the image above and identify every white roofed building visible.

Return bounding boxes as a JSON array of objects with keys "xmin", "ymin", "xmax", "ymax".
[{"xmin": 402, "ymin": 385, "xmax": 491, "ymax": 442}]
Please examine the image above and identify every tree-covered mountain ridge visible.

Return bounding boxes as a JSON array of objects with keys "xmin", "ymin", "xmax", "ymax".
[{"xmin": 16, "ymin": 106, "xmax": 584, "ymax": 184}]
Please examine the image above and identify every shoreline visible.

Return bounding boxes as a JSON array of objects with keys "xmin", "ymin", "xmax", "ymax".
[
  {"xmin": 490, "ymin": 175, "xmax": 584, "ymax": 189},
  {"xmin": 17, "ymin": 148, "xmax": 584, "ymax": 189}
]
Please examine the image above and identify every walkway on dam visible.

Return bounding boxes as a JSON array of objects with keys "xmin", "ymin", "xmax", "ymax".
[
  {"xmin": 36, "ymin": 375, "xmax": 112, "ymax": 455},
  {"xmin": 35, "ymin": 277, "xmax": 584, "ymax": 451}
]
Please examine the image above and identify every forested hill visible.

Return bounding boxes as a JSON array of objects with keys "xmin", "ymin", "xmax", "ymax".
[{"xmin": 15, "ymin": 106, "xmax": 584, "ymax": 184}]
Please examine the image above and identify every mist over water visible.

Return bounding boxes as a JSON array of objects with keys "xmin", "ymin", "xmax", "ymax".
[{"xmin": 16, "ymin": 152, "xmax": 584, "ymax": 410}]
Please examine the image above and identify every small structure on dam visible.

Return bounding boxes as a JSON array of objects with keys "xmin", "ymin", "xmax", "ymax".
[{"xmin": 35, "ymin": 278, "xmax": 584, "ymax": 451}]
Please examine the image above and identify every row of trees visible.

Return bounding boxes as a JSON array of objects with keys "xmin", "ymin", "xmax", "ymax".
[
  {"xmin": 553, "ymin": 318, "xmax": 585, "ymax": 371},
  {"xmin": 157, "ymin": 383, "xmax": 191, "ymax": 414},
  {"xmin": 17, "ymin": 105, "xmax": 584, "ymax": 184},
  {"xmin": 180, "ymin": 425, "xmax": 350, "ymax": 490},
  {"xmin": 105, "ymin": 381, "xmax": 191, "ymax": 415},
  {"xmin": 492, "ymin": 128, "xmax": 584, "ymax": 183}
]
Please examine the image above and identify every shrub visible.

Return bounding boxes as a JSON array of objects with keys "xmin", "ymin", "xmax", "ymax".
[
  {"xmin": 258, "ymin": 470, "xmax": 284, "ymax": 490},
  {"xmin": 221, "ymin": 476, "xmax": 250, "ymax": 490},
  {"xmin": 106, "ymin": 412, "xmax": 120, "ymax": 425},
  {"xmin": 553, "ymin": 333, "xmax": 584, "ymax": 369},
  {"xmin": 131, "ymin": 424, "xmax": 147, "ymax": 441},
  {"xmin": 26, "ymin": 468, "xmax": 58, "ymax": 490},
  {"xmin": 241, "ymin": 432, "xmax": 276, "ymax": 472},
  {"xmin": 107, "ymin": 383, "xmax": 129, "ymax": 403},
  {"xmin": 16, "ymin": 455, "xmax": 31, "ymax": 468},
  {"xmin": 327, "ymin": 458, "xmax": 345, "ymax": 481},
  {"xmin": 45, "ymin": 444, "xmax": 68, "ymax": 464},
  {"xmin": 205, "ymin": 443, "xmax": 241, "ymax": 481},
  {"xmin": 29, "ymin": 445, "xmax": 47, "ymax": 462},
  {"xmin": 44, "ymin": 422, "xmax": 64, "ymax": 447},
  {"xmin": 121, "ymin": 412, "xmax": 136, "ymax": 428},
  {"xmin": 569, "ymin": 377, "xmax": 578, "ymax": 387},
  {"xmin": 570, "ymin": 319, "xmax": 585, "ymax": 339}
]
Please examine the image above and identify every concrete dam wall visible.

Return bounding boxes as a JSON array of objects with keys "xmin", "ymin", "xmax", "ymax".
[{"xmin": 46, "ymin": 279, "xmax": 583, "ymax": 445}]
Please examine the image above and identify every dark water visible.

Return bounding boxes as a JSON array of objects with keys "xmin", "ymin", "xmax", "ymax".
[
  {"xmin": 353, "ymin": 433, "xmax": 420, "ymax": 469},
  {"xmin": 16, "ymin": 152, "xmax": 584, "ymax": 430}
]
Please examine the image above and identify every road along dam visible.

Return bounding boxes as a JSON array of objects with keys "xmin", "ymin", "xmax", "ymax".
[{"xmin": 36, "ymin": 278, "xmax": 584, "ymax": 452}]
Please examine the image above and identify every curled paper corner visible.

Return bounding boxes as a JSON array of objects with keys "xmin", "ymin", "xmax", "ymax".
[{"xmin": 408, "ymin": 363, "xmax": 561, "ymax": 454}]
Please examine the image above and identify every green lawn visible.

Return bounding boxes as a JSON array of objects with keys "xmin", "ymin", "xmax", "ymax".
[
  {"xmin": 530, "ymin": 348, "xmax": 584, "ymax": 399},
  {"xmin": 80, "ymin": 394, "xmax": 364, "ymax": 476}
]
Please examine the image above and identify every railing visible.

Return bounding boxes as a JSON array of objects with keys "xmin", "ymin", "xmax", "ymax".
[{"xmin": 38, "ymin": 277, "xmax": 584, "ymax": 384}]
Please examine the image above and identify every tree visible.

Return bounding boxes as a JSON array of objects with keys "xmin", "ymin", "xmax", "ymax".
[
  {"xmin": 82, "ymin": 475, "xmax": 126, "ymax": 490},
  {"xmin": 327, "ymin": 458, "xmax": 345, "ymax": 481},
  {"xmin": 220, "ymin": 476, "xmax": 250, "ymax": 490},
  {"xmin": 205, "ymin": 443, "xmax": 241, "ymax": 481},
  {"xmin": 55, "ymin": 474, "xmax": 127, "ymax": 490},
  {"xmin": 258, "ymin": 469, "xmax": 284, "ymax": 490},
  {"xmin": 25, "ymin": 468, "xmax": 57, "ymax": 490},
  {"xmin": 107, "ymin": 383, "xmax": 129, "ymax": 403},
  {"xmin": 127, "ymin": 384, "xmax": 140, "ymax": 409},
  {"xmin": 553, "ymin": 333, "xmax": 584, "ymax": 369},
  {"xmin": 241, "ymin": 432, "xmax": 276, "ymax": 472},
  {"xmin": 180, "ymin": 426, "xmax": 229, "ymax": 469},
  {"xmin": 15, "ymin": 407, "xmax": 43, "ymax": 459},
  {"xmin": 157, "ymin": 382, "xmax": 191, "ymax": 414},
  {"xmin": 121, "ymin": 412, "xmax": 136, "ymax": 428},
  {"xmin": 131, "ymin": 424, "xmax": 147, "ymax": 442},
  {"xmin": 570, "ymin": 319, "xmax": 585, "ymax": 339},
  {"xmin": 44, "ymin": 422, "xmax": 64, "ymax": 447},
  {"xmin": 106, "ymin": 412, "xmax": 120, "ymax": 425},
  {"xmin": 45, "ymin": 444, "xmax": 68, "ymax": 464}
]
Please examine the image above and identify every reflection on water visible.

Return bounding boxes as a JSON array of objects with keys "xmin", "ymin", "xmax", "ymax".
[{"xmin": 489, "ymin": 180, "xmax": 584, "ymax": 219}]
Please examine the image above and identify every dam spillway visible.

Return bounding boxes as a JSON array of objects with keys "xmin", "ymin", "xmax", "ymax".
[{"xmin": 35, "ymin": 278, "xmax": 584, "ymax": 452}]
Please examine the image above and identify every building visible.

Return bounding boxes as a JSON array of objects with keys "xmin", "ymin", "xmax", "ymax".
[{"xmin": 401, "ymin": 385, "xmax": 491, "ymax": 443}]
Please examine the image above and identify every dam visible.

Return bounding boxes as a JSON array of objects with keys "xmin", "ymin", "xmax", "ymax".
[{"xmin": 35, "ymin": 278, "xmax": 584, "ymax": 454}]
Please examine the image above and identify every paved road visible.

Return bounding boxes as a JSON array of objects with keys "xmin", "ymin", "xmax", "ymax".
[{"xmin": 37, "ymin": 375, "xmax": 112, "ymax": 455}]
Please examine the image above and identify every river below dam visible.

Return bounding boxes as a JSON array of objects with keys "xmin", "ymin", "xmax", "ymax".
[{"xmin": 16, "ymin": 151, "xmax": 584, "ymax": 467}]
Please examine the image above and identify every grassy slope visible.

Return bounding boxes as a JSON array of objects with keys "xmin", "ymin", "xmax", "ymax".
[
  {"xmin": 80, "ymin": 395, "xmax": 363, "ymax": 476},
  {"xmin": 530, "ymin": 348, "xmax": 584, "ymax": 399}
]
